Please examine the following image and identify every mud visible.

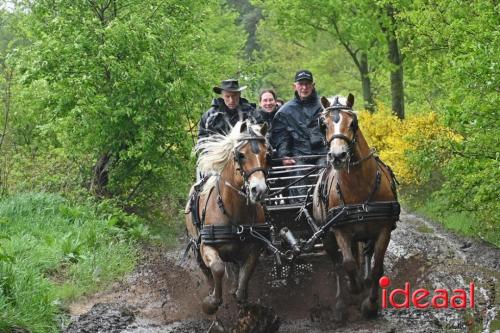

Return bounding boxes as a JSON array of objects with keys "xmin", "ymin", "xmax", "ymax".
[{"xmin": 65, "ymin": 210, "xmax": 499, "ymax": 332}]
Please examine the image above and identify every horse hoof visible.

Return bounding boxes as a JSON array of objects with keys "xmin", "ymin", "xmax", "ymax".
[
  {"xmin": 203, "ymin": 295, "xmax": 222, "ymax": 315},
  {"xmin": 207, "ymin": 318, "xmax": 226, "ymax": 333},
  {"xmin": 361, "ymin": 298, "xmax": 378, "ymax": 319}
]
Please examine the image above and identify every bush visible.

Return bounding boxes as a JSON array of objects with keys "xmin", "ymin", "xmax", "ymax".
[
  {"xmin": 358, "ymin": 103, "xmax": 461, "ymax": 186},
  {"xmin": 358, "ymin": 104, "xmax": 498, "ymax": 246}
]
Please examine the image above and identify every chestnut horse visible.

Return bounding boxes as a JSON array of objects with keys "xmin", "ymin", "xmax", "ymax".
[
  {"xmin": 185, "ymin": 120, "xmax": 270, "ymax": 315},
  {"xmin": 312, "ymin": 94, "xmax": 400, "ymax": 318}
]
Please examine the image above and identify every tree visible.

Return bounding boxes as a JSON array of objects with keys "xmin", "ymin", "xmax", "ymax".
[
  {"xmin": 398, "ymin": 0, "xmax": 499, "ymax": 229},
  {"xmin": 253, "ymin": 0, "xmax": 406, "ymax": 116},
  {"xmin": 8, "ymin": 0, "xmax": 247, "ymax": 205},
  {"xmin": 379, "ymin": 1, "xmax": 405, "ymax": 119}
]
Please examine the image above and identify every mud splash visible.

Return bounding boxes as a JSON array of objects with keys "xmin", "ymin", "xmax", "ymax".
[{"xmin": 65, "ymin": 211, "xmax": 499, "ymax": 332}]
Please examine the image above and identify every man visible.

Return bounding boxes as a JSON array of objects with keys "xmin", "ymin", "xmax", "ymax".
[
  {"xmin": 271, "ymin": 70, "xmax": 326, "ymax": 164},
  {"xmin": 198, "ymin": 79, "xmax": 255, "ymax": 141},
  {"xmin": 270, "ymin": 70, "xmax": 327, "ymax": 201}
]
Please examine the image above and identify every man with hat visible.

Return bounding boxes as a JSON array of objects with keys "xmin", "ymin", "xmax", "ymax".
[
  {"xmin": 270, "ymin": 70, "xmax": 327, "ymax": 202},
  {"xmin": 198, "ymin": 79, "xmax": 255, "ymax": 141}
]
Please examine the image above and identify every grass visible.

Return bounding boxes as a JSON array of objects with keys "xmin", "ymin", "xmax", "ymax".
[
  {"xmin": 405, "ymin": 197, "xmax": 499, "ymax": 247},
  {"xmin": 0, "ymin": 192, "xmax": 139, "ymax": 333}
]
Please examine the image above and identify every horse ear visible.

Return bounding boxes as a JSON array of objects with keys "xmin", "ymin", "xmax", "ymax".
[
  {"xmin": 347, "ymin": 93, "xmax": 355, "ymax": 108},
  {"xmin": 321, "ymin": 96, "xmax": 330, "ymax": 109},
  {"xmin": 260, "ymin": 122, "xmax": 268, "ymax": 136},
  {"xmin": 240, "ymin": 121, "xmax": 247, "ymax": 133}
]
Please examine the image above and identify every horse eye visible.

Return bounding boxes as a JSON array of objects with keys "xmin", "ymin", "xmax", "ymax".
[{"xmin": 237, "ymin": 152, "xmax": 246, "ymax": 160}]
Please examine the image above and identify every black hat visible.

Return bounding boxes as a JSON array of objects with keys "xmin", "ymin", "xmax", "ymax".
[
  {"xmin": 294, "ymin": 70, "xmax": 314, "ymax": 82},
  {"xmin": 213, "ymin": 79, "xmax": 247, "ymax": 94}
]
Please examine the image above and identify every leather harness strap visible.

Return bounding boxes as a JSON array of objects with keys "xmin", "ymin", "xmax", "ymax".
[{"xmin": 323, "ymin": 158, "xmax": 399, "ymax": 229}]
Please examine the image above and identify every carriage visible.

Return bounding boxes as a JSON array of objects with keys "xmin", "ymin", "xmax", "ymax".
[
  {"xmin": 185, "ymin": 94, "xmax": 400, "ymax": 318},
  {"xmin": 263, "ymin": 157, "xmax": 325, "ymax": 261}
]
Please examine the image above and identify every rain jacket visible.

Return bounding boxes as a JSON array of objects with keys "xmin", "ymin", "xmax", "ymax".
[
  {"xmin": 198, "ymin": 97, "xmax": 255, "ymax": 142},
  {"xmin": 270, "ymin": 90, "xmax": 327, "ymax": 158},
  {"xmin": 252, "ymin": 107, "xmax": 278, "ymax": 130}
]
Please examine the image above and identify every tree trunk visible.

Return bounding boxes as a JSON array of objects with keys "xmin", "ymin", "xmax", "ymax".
[
  {"xmin": 90, "ymin": 152, "xmax": 112, "ymax": 197},
  {"xmin": 88, "ymin": 1, "xmax": 117, "ymax": 197},
  {"xmin": 329, "ymin": 17, "xmax": 375, "ymax": 113},
  {"xmin": 0, "ymin": 67, "xmax": 13, "ymax": 195},
  {"xmin": 359, "ymin": 52, "xmax": 375, "ymax": 112},
  {"xmin": 385, "ymin": 5, "xmax": 405, "ymax": 119}
]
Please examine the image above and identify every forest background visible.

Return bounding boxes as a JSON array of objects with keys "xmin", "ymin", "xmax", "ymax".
[{"xmin": 0, "ymin": 0, "xmax": 498, "ymax": 332}]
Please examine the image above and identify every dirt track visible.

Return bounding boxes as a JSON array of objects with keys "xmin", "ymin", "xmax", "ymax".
[{"xmin": 65, "ymin": 210, "xmax": 499, "ymax": 333}]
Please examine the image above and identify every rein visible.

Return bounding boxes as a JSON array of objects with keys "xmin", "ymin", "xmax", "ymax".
[{"xmin": 350, "ymin": 147, "xmax": 377, "ymax": 167}]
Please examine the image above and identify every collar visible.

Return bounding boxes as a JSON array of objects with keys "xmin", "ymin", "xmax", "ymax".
[{"xmin": 294, "ymin": 90, "xmax": 318, "ymax": 106}]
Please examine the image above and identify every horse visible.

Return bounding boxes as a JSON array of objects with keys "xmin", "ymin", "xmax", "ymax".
[
  {"xmin": 184, "ymin": 120, "xmax": 270, "ymax": 315},
  {"xmin": 312, "ymin": 94, "xmax": 400, "ymax": 318}
]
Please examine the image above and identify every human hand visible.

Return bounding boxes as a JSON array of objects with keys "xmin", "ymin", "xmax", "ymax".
[{"xmin": 282, "ymin": 157, "xmax": 296, "ymax": 166}]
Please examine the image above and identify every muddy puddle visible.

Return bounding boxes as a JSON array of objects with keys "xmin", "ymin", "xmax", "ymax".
[{"xmin": 65, "ymin": 211, "xmax": 499, "ymax": 332}]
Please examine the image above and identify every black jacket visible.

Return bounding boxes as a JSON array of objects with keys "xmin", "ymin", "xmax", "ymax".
[
  {"xmin": 270, "ymin": 90, "xmax": 327, "ymax": 158},
  {"xmin": 198, "ymin": 97, "xmax": 255, "ymax": 141},
  {"xmin": 252, "ymin": 107, "xmax": 278, "ymax": 130}
]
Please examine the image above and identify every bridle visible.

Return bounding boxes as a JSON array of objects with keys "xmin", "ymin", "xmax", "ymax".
[
  {"xmin": 226, "ymin": 131, "xmax": 269, "ymax": 200},
  {"xmin": 320, "ymin": 105, "xmax": 358, "ymax": 155},
  {"xmin": 234, "ymin": 136, "xmax": 269, "ymax": 180}
]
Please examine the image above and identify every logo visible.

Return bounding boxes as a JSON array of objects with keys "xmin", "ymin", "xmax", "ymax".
[{"xmin": 379, "ymin": 276, "xmax": 475, "ymax": 309}]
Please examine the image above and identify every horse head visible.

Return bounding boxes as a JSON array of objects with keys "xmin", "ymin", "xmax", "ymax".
[
  {"xmin": 233, "ymin": 121, "xmax": 269, "ymax": 203},
  {"xmin": 319, "ymin": 93, "xmax": 358, "ymax": 169}
]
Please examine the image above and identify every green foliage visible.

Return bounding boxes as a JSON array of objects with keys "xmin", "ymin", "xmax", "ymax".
[
  {"xmin": 251, "ymin": 25, "xmax": 363, "ymax": 100},
  {"xmin": 0, "ymin": 192, "xmax": 138, "ymax": 332},
  {"xmin": 410, "ymin": 199, "xmax": 499, "ymax": 248},
  {"xmin": 2, "ymin": 0, "xmax": 247, "ymax": 209},
  {"xmin": 252, "ymin": 0, "xmax": 410, "ymax": 108},
  {"xmin": 397, "ymin": 0, "xmax": 499, "ymax": 242},
  {"xmin": 251, "ymin": 0, "xmax": 368, "ymax": 100}
]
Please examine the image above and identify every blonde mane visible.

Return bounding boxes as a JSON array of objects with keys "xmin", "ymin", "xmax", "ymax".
[{"xmin": 196, "ymin": 121, "xmax": 266, "ymax": 196}]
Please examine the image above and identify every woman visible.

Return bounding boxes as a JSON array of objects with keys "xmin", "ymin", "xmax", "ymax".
[{"xmin": 253, "ymin": 88, "xmax": 279, "ymax": 128}]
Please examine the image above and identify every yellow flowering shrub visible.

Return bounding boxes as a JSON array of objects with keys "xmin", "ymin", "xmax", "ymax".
[{"xmin": 358, "ymin": 103, "xmax": 462, "ymax": 186}]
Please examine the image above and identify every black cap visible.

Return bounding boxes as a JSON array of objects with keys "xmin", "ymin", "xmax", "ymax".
[
  {"xmin": 213, "ymin": 79, "xmax": 247, "ymax": 94},
  {"xmin": 294, "ymin": 70, "xmax": 314, "ymax": 82}
]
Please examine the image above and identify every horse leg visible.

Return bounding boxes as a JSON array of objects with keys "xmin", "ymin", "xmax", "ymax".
[
  {"xmin": 362, "ymin": 240, "xmax": 374, "ymax": 288},
  {"xmin": 323, "ymin": 232, "xmax": 347, "ymax": 321},
  {"xmin": 334, "ymin": 231, "xmax": 361, "ymax": 294},
  {"xmin": 361, "ymin": 227, "xmax": 391, "ymax": 318},
  {"xmin": 201, "ymin": 245, "xmax": 225, "ymax": 315},
  {"xmin": 226, "ymin": 262, "xmax": 239, "ymax": 296},
  {"xmin": 235, "ymin": 247, "xmax": 260, "ymax": 303},
  {"xmin": 198, "ymin": 249, "xmax": 214, "ymax": 290}
]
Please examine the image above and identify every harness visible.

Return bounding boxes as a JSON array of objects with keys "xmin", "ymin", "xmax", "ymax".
[
  {"xmin": 319, "ymin": 152, "xmax": 400, "ymax": 229},
  {"xmin": 300, "ymin": 102, "xmax": 400, "ymax": 249},
  {"xmin": 197, "ymin": 173, "xmax": 272, "ymax": 245},
  {"xmin": 186, "ymin": 127, "xmax": 273, "ymax": 255}
]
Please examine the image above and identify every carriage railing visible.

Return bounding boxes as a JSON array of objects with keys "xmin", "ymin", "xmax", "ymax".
[{"xmin": 265, "ymin": 158, "xmax": 323, "ymax": 208}]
